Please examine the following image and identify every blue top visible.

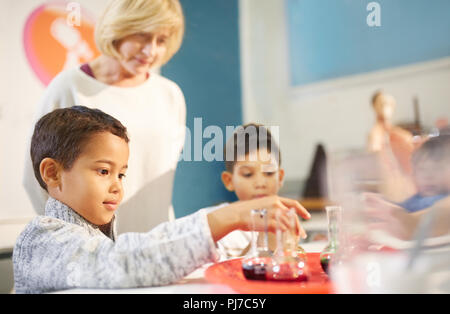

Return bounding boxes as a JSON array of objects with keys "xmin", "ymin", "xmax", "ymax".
[{"xmin": 398, "ymin": 194, "xmax": 448, "ymax": 213}]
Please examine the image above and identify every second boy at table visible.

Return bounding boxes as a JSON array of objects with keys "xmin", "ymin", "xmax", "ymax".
[{"xmin": 214, "ymin": 123, "xmax": 307, "ymax": 259}]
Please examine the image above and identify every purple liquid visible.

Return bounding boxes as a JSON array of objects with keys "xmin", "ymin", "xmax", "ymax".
[{"xmin": 242, "ymin": 263, "xmax": 267, "ymax": 281}]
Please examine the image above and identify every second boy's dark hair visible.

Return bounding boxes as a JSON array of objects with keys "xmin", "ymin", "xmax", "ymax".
[
  {"xmin": 223, "ymin": 123, "xmax": 281, "ymax": 173},
  {"xmin": 30, "ymin": 106, "xmax": 129, "ymax": 191},
  {"xmin": 412, "ymin": 135, "xmax": 450, "ymax": 167}
]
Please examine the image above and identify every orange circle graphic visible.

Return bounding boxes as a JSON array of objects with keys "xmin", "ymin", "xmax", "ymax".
[{"xmin": 24, "ymin": 2, "xmax": 100, "ymax": 86}]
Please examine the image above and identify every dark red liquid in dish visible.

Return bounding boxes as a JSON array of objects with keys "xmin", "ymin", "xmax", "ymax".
[{"xmin": 242, "ymin": 262, "xmax": 267, "ymax": 281}]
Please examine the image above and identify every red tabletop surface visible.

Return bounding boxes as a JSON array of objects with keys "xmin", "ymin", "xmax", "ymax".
[{"xmin": 205, "ymin": 252, "xmax": 334, "ymax": 294}]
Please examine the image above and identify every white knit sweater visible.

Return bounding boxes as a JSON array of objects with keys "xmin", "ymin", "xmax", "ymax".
[{"xmin": 23, "ymin": 67, "xmax": 186, "ymax": 234}]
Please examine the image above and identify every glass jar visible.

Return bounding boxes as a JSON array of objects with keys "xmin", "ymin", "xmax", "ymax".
[{"xmin": 266, "ymin": 209, "xmax": 308, "ymax": 282}]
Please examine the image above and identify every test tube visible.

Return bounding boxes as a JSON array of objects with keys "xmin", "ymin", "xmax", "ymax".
[{"xmin": 241, "ymin": 209, "xmax": 271, "ymax": 280}]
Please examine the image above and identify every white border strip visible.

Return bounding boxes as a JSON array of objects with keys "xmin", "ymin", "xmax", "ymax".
[{"xmin": 289, "ymin": 57, "xmax": 450, "ymax": 102}]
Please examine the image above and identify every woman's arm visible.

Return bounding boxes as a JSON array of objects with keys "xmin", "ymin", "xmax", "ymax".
[{"xmin": 14, "ymin": 209, "xmax": 217, "ymax": 293}]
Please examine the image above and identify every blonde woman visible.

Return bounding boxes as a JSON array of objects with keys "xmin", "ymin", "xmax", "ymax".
[{"xmin": 24, "ymin": 0, "xmax": 186, "ymax": 234}]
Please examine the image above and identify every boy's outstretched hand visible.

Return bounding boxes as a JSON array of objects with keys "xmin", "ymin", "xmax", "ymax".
[{"xmin": 207, "ymin": 195, "xmax": 311, "ymax": 242}]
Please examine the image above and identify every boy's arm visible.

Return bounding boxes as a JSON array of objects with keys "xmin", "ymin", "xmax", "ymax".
[
  {"xmin": 364, "ymin": 192, "xmax": 419, "ymax": 240},
  {"xmin": 14, "ymin": 209, "xmax": 217, "ymax": 293},
  {"xmin": 207, "ymin": 204, "xmax": 239, "ymax": 241},
  {"xmin": 365, "ymin": 193, "xmax": 450, "ymax": 240},
  {"xmin": 363, "ymin": 193, "xmax": 450, "ymax": 238},
  {"xmin": 207, "ymin": 195, "xmax": 310, "ymax": 242},
  {"xmin": 430, "ymin": 196, "xmax": 450, "ymax": 237},
  {"xmin": 14, "ymin": 196, "xmax": 309, "ymax": 292}
]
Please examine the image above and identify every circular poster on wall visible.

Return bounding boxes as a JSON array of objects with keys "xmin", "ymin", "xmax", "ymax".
[{"xmin": 23, "ymin": 1, "xmax": 100, "ymax": 86}]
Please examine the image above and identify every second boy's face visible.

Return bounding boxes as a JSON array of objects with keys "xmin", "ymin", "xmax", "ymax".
[
  {"xmin": 57, "ymin": 132, "xmax": 129, "ymax": 226},
  {"xmin": 223, "ymin": 149, "xmax": 284, "ymax": 201}
]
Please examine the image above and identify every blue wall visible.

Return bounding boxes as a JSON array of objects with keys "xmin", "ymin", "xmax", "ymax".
[
  {"xmin": 286, "ymin": 0, "xmax": 450, "ymax": 86},
  {"xmin": 162, "ymin": 0, "xmax": 242, "ymax": 217}
]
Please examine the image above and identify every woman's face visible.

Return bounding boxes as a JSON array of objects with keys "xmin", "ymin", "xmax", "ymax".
[{"xmin": 115, "ymin": 29, "xmax": 170, "ymax": 76}]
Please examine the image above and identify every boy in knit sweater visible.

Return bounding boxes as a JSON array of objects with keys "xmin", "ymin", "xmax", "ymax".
[{"xmin": 13, "ymin": 106, "xmax": 310, "ymax": 293}]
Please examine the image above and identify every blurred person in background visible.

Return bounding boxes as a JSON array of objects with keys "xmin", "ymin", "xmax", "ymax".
[{"xmin": 365, "ymin": 135, "xmax": 450, "ymax": 240}]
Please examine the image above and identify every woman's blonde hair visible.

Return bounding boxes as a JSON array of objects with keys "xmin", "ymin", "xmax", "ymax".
[{"xmin": 95, "ymin": 0, "xmax": 184, "ymax": 65}]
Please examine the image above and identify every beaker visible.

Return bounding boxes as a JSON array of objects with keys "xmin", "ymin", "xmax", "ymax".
[
  {"xmin": 266, "ymin": 209, "xmax": 308, "ymax": 282},
  {"xmin": 241, "ymin": 208, "xmax": 271, "ymax": 280}
]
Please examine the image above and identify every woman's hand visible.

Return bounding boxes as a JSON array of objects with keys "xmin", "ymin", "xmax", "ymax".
[{"xmin": 207, "ymin": 195, "xmax": 310, "ymax": 242}]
